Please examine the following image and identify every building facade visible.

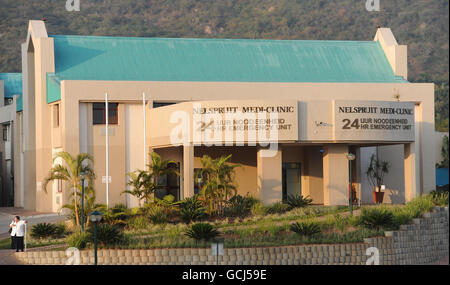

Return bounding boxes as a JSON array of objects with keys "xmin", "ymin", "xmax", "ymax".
[
  {"xmin": 1, "ymin": 20, "xmax": 438, "ymax": 211},
  {"xmin": 0, "ymin": 73, "xmax": 22, "ymax": 207}
]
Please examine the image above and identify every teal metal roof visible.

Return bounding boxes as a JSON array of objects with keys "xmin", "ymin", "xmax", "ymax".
[
  {"xmin": 49, "ymin": 35, "xmax": 405, "ymax": 83},
  {"xmin": 47, "ymin": 73, "xmax": 61, "ymax": 104},
  {"xmin": 0, "ymin": 73, "xmax": 22, "ymax": 111}
]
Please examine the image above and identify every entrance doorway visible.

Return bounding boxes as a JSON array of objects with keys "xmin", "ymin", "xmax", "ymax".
[
  {"xmin": 155, "ymin": 162, "xmax": 181, "ymax": 201},
  {"xmin": 282, "ymin": 162, "xmax": 302, "ymax": 201}
]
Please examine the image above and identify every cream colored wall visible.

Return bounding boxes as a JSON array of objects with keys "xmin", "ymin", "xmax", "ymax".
[
  {"xmin": 55, "ymin": 80, "xmax": 434, "ymax": 207},
  {"xmin": 125, "ymin": 104, "xmax": 146, "ymax": 208},
  {"xmin": 304, "ymin": 146, "xmax": 324, "ymax": 204},
  {"xmin": 257, "ymin": 148, "xmax": 282, "ymax": 205},
  {"xmin": 90, "ymin": 104, "xmax": 126, "ymax": 206},
  {"xmin": 374, "ymin": 28, "xmax": 408, "ymax": 80},
  {"xmin": 21, "ymin": 41, "xmax": 36, "ymax": 210},
  {"xmin": 25, "ymin": 32, "xmax": 55, "ymax": 212},
  {"xmin": 323, "ymin": 144, "xmax": 349, "ymax": 205},
  {"xmin": 194, "ymin": 146, "xmax": 258, "ymax": 198}
]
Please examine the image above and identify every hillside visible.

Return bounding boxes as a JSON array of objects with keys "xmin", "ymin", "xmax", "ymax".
[{"xmin": 0, "ymin": 0, "xmax": 448, "ymax": 130}]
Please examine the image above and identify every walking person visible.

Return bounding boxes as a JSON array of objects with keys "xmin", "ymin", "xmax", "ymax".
[{"xmin": 9, "ymin": 216, "xmax": 27, "ymax": 252}]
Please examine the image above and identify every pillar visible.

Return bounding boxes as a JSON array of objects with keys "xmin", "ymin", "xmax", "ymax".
[
  {"xmin": 257, "ymin": 148, "xmax": 282, "ymax": 205},
  {"xmin": 404, "ymin": 143, "xmax": 420, "ymax": 202},
  {"xmin": 322, "ymin": 144, "xmax": 349, "ymax": 206},
  {"xmin": 182, "ymin": 144, "xmax": 194, "ymax": 199}
]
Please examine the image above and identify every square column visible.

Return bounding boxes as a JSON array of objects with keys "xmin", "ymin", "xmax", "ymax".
[
  {"xmin": 257, "ymin": 148, "xmax": 282, "ymax": 205},
  {"xmin": 182, "ymin": 144, "xmax": 194, "ymax": 199},
  {"xmin": 322, "ymin": 144, "xmax": 349, "ymax": 206},
  {"xmin": 404, "ymin": 143, "xmax": 420, "ymax": 202}
]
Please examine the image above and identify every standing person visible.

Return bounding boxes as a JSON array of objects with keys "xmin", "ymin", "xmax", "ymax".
[{"xmin": 9, "ymin": 216, "xmax": 27, "ymax": 252}]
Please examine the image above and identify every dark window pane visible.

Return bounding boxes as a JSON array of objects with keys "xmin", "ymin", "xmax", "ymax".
[
  {"xmin": 93, "ymin": 103, "xmax": 118, "ymax": 125},
  {"xmin": 153, "ymin": 102, "xmax": 176, "ymax": 108}
]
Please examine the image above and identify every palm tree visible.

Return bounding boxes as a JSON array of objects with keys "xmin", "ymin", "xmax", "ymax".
[
  {"xmin": 43, "ymin": 151, "xmax": 95, "ymax": 226},
  {"xmin": 62, "ymin": 185, "xmax": 106, "ymax": 228},
  {"xmin": 148, "ymin": 151, "xmax": 179, "ymax": 188},
  {"xmin": 122, "ymin": 170, "xmax": 147, "ymax": 207},
  {"xmin": 124, "ymin": 152, "xmax": 180, "ymax": 206},
  {"xmin": 195, "ymin": 154, "xmax": 241, "ymax": 215}
]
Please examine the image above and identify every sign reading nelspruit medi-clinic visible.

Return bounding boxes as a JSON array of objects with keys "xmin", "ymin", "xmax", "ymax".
[{"xmin": 333, "ymin": 100, "xmax": 415, "ymax": 141}]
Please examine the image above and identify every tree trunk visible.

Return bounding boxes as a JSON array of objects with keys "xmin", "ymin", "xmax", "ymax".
[{"xmin": 73, "ymin": 183, "xmax": 80, "ymax": 226}]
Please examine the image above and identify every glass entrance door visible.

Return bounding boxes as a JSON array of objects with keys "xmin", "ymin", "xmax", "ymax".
[
  {"xmin": 282, "ymin": 163, "xmax": 302, "ymax": 201},
  {"xmin": 155, "ymin": 162, "xmax": 181, "ymax": 201}
]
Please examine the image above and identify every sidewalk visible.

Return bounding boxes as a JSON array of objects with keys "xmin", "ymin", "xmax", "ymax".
[
  {"xmin": 0, "ymin": 250, "xmax": 22, "ymax": 265},
  {"xmin": 0, "ymin": 208, "xmax": 65, "ymax": 239}
]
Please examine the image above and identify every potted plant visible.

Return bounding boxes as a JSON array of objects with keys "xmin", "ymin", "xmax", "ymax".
[{"xmin": 366, "ymin": 154, "xmax": 390, "ymax": 204}]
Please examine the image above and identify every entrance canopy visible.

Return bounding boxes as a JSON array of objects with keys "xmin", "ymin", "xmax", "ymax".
[{"xmin": 149, "ymin": 99, "xmax": 415, "ymax": 147}]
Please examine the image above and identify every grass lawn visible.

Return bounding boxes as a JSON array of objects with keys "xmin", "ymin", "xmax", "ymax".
[
  {"xmin": 0, "ymin": 237, "xmax": 11, "ymax": 250},
  {"xmin": 0, "ymin": 236, "xmax": 67, "ymax": 250}
]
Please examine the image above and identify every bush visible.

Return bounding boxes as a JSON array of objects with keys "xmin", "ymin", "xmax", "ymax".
[
  {"xmin": 184, "ymin": 223, "xmax": 220, "ymax": 241},
  {"xmin": 430, "ymin": 190, "xmax": 449, "ymax": 206},
  {"xmin": 179, "ymin": 195, "xmax": 207, "ymax": 224},
  {"xmin": 290, "ymin": 221, "xmax": 321, "ymax": 237},
  {"xmin": 286, "ymin": 194, "xmax": 313, "ymax": 209},
  {"xmin": 67, "ymin": 231, "xmax": 90, "ymax": 249},
  {"xmin": 359, "ymin": 208, "xmax": 394, "ymax": 230},
  {"xmin": 87, "ymin": 224, "xmax": 125, "ymax": 246},
  {"xmin": 250, "ymin": 201, "xmax": 266, "ymax": 216},
  {"xmin": 403, "ymin": 195, "xmax": 435, "ymax": 218},
  {"xmin": 103, "ymin": 203, "xmax": 132, "ymax": 226},
  {"xmin": 30, "ymin": 223, "xmax": 57, "ymax": 239},
  {"xmin": 53, "ymin": 223, "xmax": 67, "ymax": 238},
  {"xmin": 127, "ymin": 216, "xmax": 149, "ymax": 230},
  {"xmin": 224, "ymin": 195, "xmax": 259, "ymax": 217},
  {"xmin": 146, "ymin": 205, "xmax": 168, "ymax": 224},
  {"xmin": 265, "ymin": 201, "xmax": 290, "ymax": 214}
]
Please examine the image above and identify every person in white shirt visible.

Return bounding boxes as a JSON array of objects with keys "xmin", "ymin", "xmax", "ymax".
[{"xmin": 9, "ymin": 216, "xmax": 27, "ymax": 252}]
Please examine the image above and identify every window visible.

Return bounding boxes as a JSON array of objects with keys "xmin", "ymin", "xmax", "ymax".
[
  {"xmin": 93, "ymin": 103, "xmax": 119, "ymax": 125},
  {"xmin": 2, "ymin": 125, "xmax": 8, "ymax": 141},
  {"xmin": 53, "ymin": 104, "xmax": 60, "ymax": 127},
  {"xmin": 57, "ymin": 179, "xmax": 63, "ymax": 193},
  {"xmin": 153, "ymin": 102, "xmax": 176, "ymax": 108}
]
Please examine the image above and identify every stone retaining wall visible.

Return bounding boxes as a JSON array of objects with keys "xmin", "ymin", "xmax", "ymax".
[{"xmin": 15, "ymin": 206, "xmax": 448, "ymax": 265}]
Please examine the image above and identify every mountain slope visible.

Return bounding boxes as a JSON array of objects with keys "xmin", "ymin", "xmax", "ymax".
[{"xmin": 0, "ymin": 0, "xmax": 448, "ymax": 129}]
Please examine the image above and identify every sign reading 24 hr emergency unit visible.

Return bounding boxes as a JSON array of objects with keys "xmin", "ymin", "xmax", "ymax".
[{"xmin": 333, "ymin": 100, "xmax": 415, "ymax": 141}]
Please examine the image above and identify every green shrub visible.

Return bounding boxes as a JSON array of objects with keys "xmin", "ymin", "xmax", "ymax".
[
  {"xmin": 146, "ymin": 205, "xmax": 169, "ymax": 224},
  {"xmin": 250, "ymin": 201, "xmax": 266, "ymax": 216},
  {"xmin": 179, "ymin": 195, "xmax": 207, "ymax": 223},
  {"xmin": 67, "ymin": 231, "xmax": 90, "ymax": 249},
  {"xmin": 290, "ymin": 221, "xmax": 321, "ymax": 237},
  {"xmin": 53, "ymin": 222, "xmax": 67, "ymax": 238},
  {"xmin": 359, "ymin": 208, "xmax": 394, "ymax": 230},
  {"xmin": 265, "ymin": 201, "xmax": 290, "ymax": 214},
  {"xmin": 30, "ymin": 223, "xmax": 57, "ymax": 239},
  {"xmin": 184, "ymin": 223, "xmax": 220, "ymax": 241},
  {"xmin": 224, "ymin": 195, "xmax": 259, "ymax": 217},
  {"xmin": 102, "ymin": 203, "xmax": 132, "ymax": 226},
  {"xmin": 391, "ymin": 209, "xmax": 413, "ymax": 228},
  {"xmin": 430, "ymin": 190, "xmax": 449, "ymax": 206},
  {"xmin": 127, "ymin": 215, "xmax": 148, "ymax": 230},
  {"xmin": 88, "ymin": 224, "xmax": 125, "ymax": 246},
  {"xmin": 286, "ymin": 194, "xmax": 313, "ymax": 209},
  {"xmin": 403, "ymin": 195, "xmax": 435, "ymax": 218},
  {"xmin": 332, "ymin": 214, "xmax": 347, "ymax": 233}
]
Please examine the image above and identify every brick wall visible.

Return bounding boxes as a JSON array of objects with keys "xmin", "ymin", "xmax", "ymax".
[{"xmin": 15, "ymin": 206, "xmax": 448, "ymax": 265}]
